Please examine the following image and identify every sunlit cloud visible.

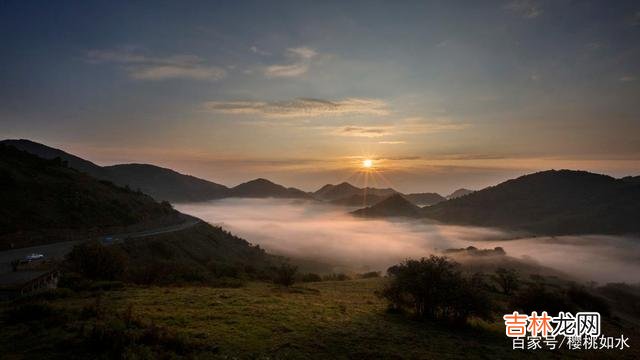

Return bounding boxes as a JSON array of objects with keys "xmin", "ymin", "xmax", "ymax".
[
  {"xmin": 378, "ymin": 141, "xmax": 407, "ymax": 144},
  {"xmin": 331, "ymin": 117, "xmax": 468, "ymax": 138},
  {"xmin": 334, "ymin": 126, "xmax": 391, "ymax": 138},
  {"xmin": 505, "ymin": 0, "xmax": 543, "ymax": 19},
  {"xmin": 203, "ymin": 97, "xmax": 390, "ymax": 118},
  {"xmin": 87, "ymin": 48, "xmax": 226, "ymax": 81},
  {"xmin": 264, "ymin": 46, "xmax": 319, "ymax": 77}
]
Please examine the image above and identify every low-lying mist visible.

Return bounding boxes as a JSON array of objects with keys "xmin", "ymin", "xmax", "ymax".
[{"xmin": 176, "ymin": 199, "xmax": 640, "ymax": 284}]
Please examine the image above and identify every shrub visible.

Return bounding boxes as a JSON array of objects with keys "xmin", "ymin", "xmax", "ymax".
[
  {"xmin": 65, "ymin": 241, "xmax": 128, "ymax": 281},
  {"xmin": 5, "ymin": 302, "xmax": 58, "ymax": 324},
  {"xmin": 567, "ymin": 286, "xmax": 610, "ymax": 316},
  {"xmin": 510, "ymin": 284, "xmax": 574, "ymax": 314},
  {"xmin": 272, "ymin": 263, "xmax": 297, "ymax": 287},
  {"xmin": 493, "ymin": 267, "xmax": 520, "ymax": 295},
  {"xmin": 359, "ymin": 271, "xmax": 381, "ymax": 279},
  {"xmin": 300, "ymin": 273, "xmax": 322, "ymax": 282},
  {"xmin": 323, "ymin": 273, "xmax": 350, "ymax": 281},
  {"xmin": 381, "ymin": 256, "xmax": 492, "ymax": 324}
]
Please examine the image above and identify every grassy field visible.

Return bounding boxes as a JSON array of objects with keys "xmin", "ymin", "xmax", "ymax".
[{"xmin": 4, "ymin": 278, "xmax": 637, "ymax": 359}]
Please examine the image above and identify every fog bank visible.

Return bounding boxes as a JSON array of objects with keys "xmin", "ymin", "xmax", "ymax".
[{"xmin": 176, "ymin": 199, "xmax": 640, "ymax": 283}]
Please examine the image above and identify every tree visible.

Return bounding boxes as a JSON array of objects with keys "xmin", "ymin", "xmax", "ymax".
[
  {"xmin": 272, "ymin": 263, "xmax": 297, "ymax": 287},
  {"xmin": 381, "ymin": 256, "xmax": 491, "ymax": 324},
  {"xmin": 65, "ymin": 241, "xmax": 128, "ymax": 280},
  {"xmin": 493, "ymin": 267, "xmax": 520, "ymax": 295}
]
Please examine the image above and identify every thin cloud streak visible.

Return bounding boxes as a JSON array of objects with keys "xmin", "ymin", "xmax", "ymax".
[
  {"xmin": 263, "ymin": 46, "xmax": 319, "ymax": 77},
  {"xmin": 87, "ymin": 48, "xmax": 226, "ymax": 81},
  {"xmin": 203, "ymin": 98, "xmax": 390, "ymax": 118}
]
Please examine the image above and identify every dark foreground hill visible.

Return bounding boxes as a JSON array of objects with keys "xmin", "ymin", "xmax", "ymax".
[
  {"xmin": 0, "ymin": 144, "xmax": 183, "ymax": 249},
  {"xmin": 422, "ymin": 170, "xmax": 640, "ymax": 235}
]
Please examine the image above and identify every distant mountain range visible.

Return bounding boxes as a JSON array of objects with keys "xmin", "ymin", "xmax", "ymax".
[
  {"xmin": 1, "ymin": 140, "xmax": 457, "ymax": 206},
  {"xmin": 354, "ymin": 170, "xmax": 640, "ymax": 236}
]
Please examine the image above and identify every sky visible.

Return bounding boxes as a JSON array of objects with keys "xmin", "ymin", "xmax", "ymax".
[{"xmin": 1, "ymin": 0, "xmax": 639, "ymax": 193}]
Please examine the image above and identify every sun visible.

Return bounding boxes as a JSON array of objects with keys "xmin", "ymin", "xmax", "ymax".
[{"xmin": 362, "ymin": 159, "xmax": 373, "ymax": 168}]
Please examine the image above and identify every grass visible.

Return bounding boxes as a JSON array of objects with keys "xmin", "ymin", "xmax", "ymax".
[{"xmin": 1, "ymin": 278, "xmax": 638, "ymax": 359}]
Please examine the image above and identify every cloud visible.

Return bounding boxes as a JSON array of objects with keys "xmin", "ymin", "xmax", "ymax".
[
  {"xmin": 505, "ymin": 0, "xmax": 543, "ymax": 19},
  {"xmin": 619, "ymin": 75, "xmax": 636, "ymax": 82},
  {"xmin": 249, "ymin": 45, "xmax": 271, "ymax": 56},
  {"xmin": 378, "ymin": 141, "xmax": 407, "ymax": 145},
  {"xmin": 333, "ymin": 117, "xmax": 468, "ymax": 138},
  {"xmin": 263, "ymin": 46, "xmax": 319, "ymax": 78},
  {"xmin": 264, "ymin": 63, "xmax": 310, "ymax": 77},
  {"xmin": 87, "ymin": 48, "xmax": 226, "ymax": 81},
  {"xmin": 203, "ymin": 97, "xmax": 390, "ymax": 118},
  {"xmin": 335, "ymin": 126, "xmax": 391, "ymax": 138},
  {"xmin": 287, "ymin": 46, "xmax": 317, "ymax": 59}
]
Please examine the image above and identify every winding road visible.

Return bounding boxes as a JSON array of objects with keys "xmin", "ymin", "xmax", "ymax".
[{"xmin": 0, "ymin": 216, "xmax": 201, "ymax": 275}]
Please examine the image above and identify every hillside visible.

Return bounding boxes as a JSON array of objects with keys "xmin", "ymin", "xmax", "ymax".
[
  {"xmin": 329, "ymin": 193, "xmax": 386, "ymax": 207},
  {"xmin": 0, "ymin": 144, "xmax": 181, "ymax": 249},
  {"xmin": 1, "ymin": 139, "xmax": 310, "ymax": 203},
  {"xmin": 351, "ymin": 194, "xmax": 422, "ymax": 218},
  {"xmin": 447, "ymin": 188, "xmax": 474, "ymax": 199},
  {"xmin": 403, "ymin": 192, "xmax": 446, "ymax": 206},
  {"xmin": 105, "ymin": 164, "xmax": 229, "ymax": 202},
  {"xmin": 314, "ymin": 182, "xmax": 396, "ymax": 201},
  {"xmin": 423, "ymin": 170, "xmax": 640, "ymax": 235},
  {"xmin": 229, "ymin": 178, "xmax": 311, "ymax": 199}
]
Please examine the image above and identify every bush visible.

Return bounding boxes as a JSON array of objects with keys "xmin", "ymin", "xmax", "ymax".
[
  {"xmin": 359, "ymin": 271, "xmax": 381, "ymax": 279},
  {"xmin": 272, "ymin": 263, "xmax": 297, "ymax": 287},
  {"xmin": 323, "ymin": 273, "xmax": 350, "ymax": 281},
  {"xmin": 300, "ymin": 273, "xmax": 322, "ymax": 282},
  {"xmin": 65, "ymin": 241, "xmax": 128, "ymax": 281},
  {"xmin": 510, "ymin": 284, "xmax": 574, "ymax": 314},
  {"xmin": 567, "ymin": 286, "xmax": 610, "ymax": 316},
  {"xmin": 381, "ymin": 256, "xmax": 492, "ymax": 324},
  {"xmin": 493, "ymin": 267, "xmax": 520, "ymax": 295},
  {"xmin": 5, "ymin": 302, "xmax": 58, "ymax": 324}
]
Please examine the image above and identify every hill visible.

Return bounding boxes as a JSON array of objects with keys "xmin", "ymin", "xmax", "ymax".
[
  {"xmin": 329, "ymin": 193, "xmax": 386, "ymax": 207},
  {"xmin": 1, "ymin": 139, "xmax": 310, "ymax": 203},
  {"xmin": 314, "ymin": 182, "xmax": 396, "ymax": 201},
  {"xmin": 446, "ymin": 188, "xmax": 474, "ymax": 199},
  {"xmin": 230, "ymin": 178, "xmax": 312, "ymax": 199},
  {"xmin": 423, "ymin": 170, "xmax": 640, "ymax": 235},
  {"xmin": 104, "ymin": 164, "xmax": 229, "ymax": 202},
  {"xmin": 0, "ymin": 144, "xmax": 181, "ymax": 249},
  {"xmin": 351, "ymin": 194, "xmax": 422, "ymax": 218},
  {"xmin": 403, "ymin": 192, "xmax": 446, "ymax": 206}
]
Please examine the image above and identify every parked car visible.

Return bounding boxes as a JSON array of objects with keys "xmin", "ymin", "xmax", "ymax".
[{"xmin": 24, "ymin": 253, "xmax": 45, "ymax": 262}]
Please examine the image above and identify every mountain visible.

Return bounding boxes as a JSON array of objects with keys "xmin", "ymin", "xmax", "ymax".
[
  {"xmin": 329, "ymin": 193, "xmax": 386, "ymax": 207},
  {"xmin": 314, "ymin": 182, "xmax": 396, "ymax": 201},
  {"xmin": 351, "ymin": 194, "xmax": 422, "ymax": 218},
  {"xmin": 1, "ymin": 139, "xmax": 107, "ymax": 178},
  {"xmin": 1, "ymin": 139, "xmax": 307, "ymax": 203},
  {"xmin": 314, "ymin": 182, "xmax": 362, "ymax": 201},
  {"xmin": 403, "ymin": 192, "xmax": 446, "ymax": 206},
  {"xmin": 229, "ymin": 178, "xmax": 312, "ymax": 199},
  {"xmin": 422, "ymin": 170, "xmax": 640, "ymax": 235},
  {"xmin": 104, "ymin": 164, "xmax": 229, "ymax": 202},
  {"xmin": 446, "ymin": 188, "xmax": 474, "ymax": 199},
  {"xmin": 0, "ymin": 144, "xmax": 181, "ymax": 249}
]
